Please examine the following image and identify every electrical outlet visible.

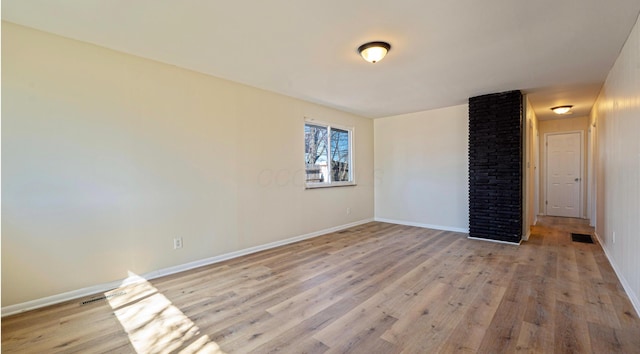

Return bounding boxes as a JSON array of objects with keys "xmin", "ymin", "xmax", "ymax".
[
  {"xmin": 346, "ymin": 208, "xmax": 351, "ymax": 215},
  {"xmin": 174, "ymin": 237, "xmax": 183, "ymax": 249}
]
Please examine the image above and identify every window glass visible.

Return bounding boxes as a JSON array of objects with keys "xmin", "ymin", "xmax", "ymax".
[{"xmin": 304, "ymin": 122, "xmax": 353, "ymax": 188}]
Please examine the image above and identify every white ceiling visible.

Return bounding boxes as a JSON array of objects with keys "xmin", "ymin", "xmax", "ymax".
[{"xmin": 3, "ymin": 1, "xmax": 640, "ymax": 119}]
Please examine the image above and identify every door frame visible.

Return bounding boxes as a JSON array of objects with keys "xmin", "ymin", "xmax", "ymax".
[
  {"xmin": 543, "ymin": 130, "xmax": 585, "ymax": 218},
  {"xmin": 587, "ymin": 124, "xmax": 596, "ymax": 227},
  {"xmin": 534, "ymin": 129, "xmax": 540, "ymax": 223}
]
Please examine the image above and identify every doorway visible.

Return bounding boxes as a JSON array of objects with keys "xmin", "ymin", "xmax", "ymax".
[{"xmin": 545, "ymin": 131, "xmax": 583, "ymax": 217}]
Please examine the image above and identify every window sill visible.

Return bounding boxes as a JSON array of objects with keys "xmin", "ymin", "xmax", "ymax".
[{"xmin": 305, "ymin": 182, "xmax": 357, "ymax": 190}]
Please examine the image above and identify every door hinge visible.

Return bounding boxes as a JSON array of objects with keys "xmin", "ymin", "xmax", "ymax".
[{"xmin": 545, "ymin": 200, "xmax": 548, "ymax": 205}]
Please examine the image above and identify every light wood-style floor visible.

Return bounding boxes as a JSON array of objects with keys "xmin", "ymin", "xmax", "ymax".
[{"xmin": 3, "ymin": 217, "xmax": 640, "ymax": 353}]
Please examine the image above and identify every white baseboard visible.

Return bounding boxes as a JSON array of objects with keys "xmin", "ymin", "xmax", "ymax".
[
  {"xmin": 2, "ymin": 218, "xmax": 374, "ymax": 317},
  {"xmin": 522, "ymin": 229, "xmax": 531, "ymax": 241},
  {"xmin": 374, "ymin": 217, "xmax": 469, "ymax": 234},
  {"xmin": 141, "ymin": 218, "xmax": 375, "ymax": 281},
  {"xmin": 467, "ymin": 236, "xmax": 522, "ymax": 245},
  {"xmin": 593, "ymin": 232, "xmax": 640, "ymax": 317},
  {"xmin": 0, "ymin": 279, "xmax": 131, "ymax": 318}
]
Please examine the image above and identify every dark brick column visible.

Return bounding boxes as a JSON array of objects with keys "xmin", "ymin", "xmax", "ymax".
[{"xmin": 468, "ymin": 90, "xmax": 523, "ymax": 243}]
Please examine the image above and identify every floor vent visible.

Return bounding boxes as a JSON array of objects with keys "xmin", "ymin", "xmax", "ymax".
[
  {"xmin": 571, "ymin": 233, "xmax": 594, "ymax": 244},
  {"xmin": 80, "ymin": 291, "xmax": 126, "ymax": 306}
]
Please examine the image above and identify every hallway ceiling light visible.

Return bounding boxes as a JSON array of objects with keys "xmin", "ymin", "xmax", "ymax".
[
  {"xmin": 551, "ymin": 105, "xmax": 573, "ymax": 115},
  {"xmin": 358, "ymin": 41, "xmax": 391, "ymax": 63}
]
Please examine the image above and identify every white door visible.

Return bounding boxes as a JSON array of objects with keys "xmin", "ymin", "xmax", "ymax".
[{"xmin": 546, "ymin": 132, "xmax": 582, "ymax": 217}]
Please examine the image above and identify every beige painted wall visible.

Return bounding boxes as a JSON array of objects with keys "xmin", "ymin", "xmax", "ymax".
[
  {"xmin": 590, "ymin": 13, "xmax": 640, "ymax": 312},
  {"xmin": 524, "ymin": 97, "xmax": 539, "ymax": 237},
  {"xmin": 1, "ymin": 22, "xmax": 374, "ymax": 306},
  {"xmin": 538, "ymin": 116, "xmax": 590, "ymax": 217},
  {"xmin": 374, "ymin": 104, "xmax": 469, "ymax": 231}
]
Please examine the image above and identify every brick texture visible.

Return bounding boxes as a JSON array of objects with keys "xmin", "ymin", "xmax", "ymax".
[{"xmin": 468, "ymin": 91, "xmax": 523, "ymax": 243}]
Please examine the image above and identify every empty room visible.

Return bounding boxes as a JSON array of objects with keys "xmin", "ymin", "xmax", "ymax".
[{"xmin": 2, "ymin": 1, "xmax": 640, "ymax": 353}]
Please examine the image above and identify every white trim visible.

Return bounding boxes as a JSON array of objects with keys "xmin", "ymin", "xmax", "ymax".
[
  {"xmin": 534, "ymin": 129, "xmax": 540, "ymax": 218},
  {"xmin": 305, "ymin": 182, "xmax": 356, "ymax": 189},
  {"xmin": 543, "ymin": 130, "xmax": 585, "ymax": 218},
  {"xmin": 374, "ymin": 218, "xmax": 523, "ymax": 244},
  {"xmin": 585, "ymin": 127, "xmax": 595, "ymax": 227},
  {"xmin": 374, "ymin": 217, "xmax": 469, "ymax": 233},
  {"xmin": 592, "ymin": 232, "xmax": 640, "ymax": 317},
  {"xmin": 304, "ymin": 118, "xmax": 355, "ymax": 188},
  {"xmin": 304, "ymin": 117, "xmax": 353, "ymax": 133},
  {"xmin": 467, "ymin": 236, "xmax": 522, "ymax": 245},
  {"xmin": 522, "ymin": 100, "xmax": 530, "ymax": 241},
  {"xmin": 0, "ymin": 280, "xmax": 129, "ymax": 318},
  {"xmin": 587, "ymin": 124, "xmax": 597, "ymax": 227},
  {"xmin": 522, "ymin": 229, "xmax": 531, "ymax": 241},
  {"xmin": 2, "ymin": 218, "xmax": 374, "ymax": 317}
]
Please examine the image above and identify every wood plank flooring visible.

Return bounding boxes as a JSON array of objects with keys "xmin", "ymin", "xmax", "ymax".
[{"xmin": 3, "ymin": 217, "xmax": 639, "ymax": 353}]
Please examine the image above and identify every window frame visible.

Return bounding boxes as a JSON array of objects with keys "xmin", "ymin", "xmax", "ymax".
[{"xmin": 304, "ymin": 118, "xmax": 356, "ymax": 189}]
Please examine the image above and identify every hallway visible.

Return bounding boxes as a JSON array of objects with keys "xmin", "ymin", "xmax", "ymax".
[{"xmin": 522, "ymin": 215, "xmax": 640, "ymax": 352}]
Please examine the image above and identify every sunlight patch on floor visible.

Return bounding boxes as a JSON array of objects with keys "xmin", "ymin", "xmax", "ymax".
[{"xmin": 107, "ymin": 272, "xmax": 226, "ymax": 354}]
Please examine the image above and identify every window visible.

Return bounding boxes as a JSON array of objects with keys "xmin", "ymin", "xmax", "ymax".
[{"xmin": 304, "ymin": 121, "xmax": 354, "ymax": 188}]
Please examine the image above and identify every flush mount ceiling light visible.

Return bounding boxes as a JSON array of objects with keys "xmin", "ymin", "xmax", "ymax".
[
  {"xmin": 358, "ymin": 41, "xmax": 391, "ymax": 63},
  {"xmin": 551, "ymin": 105, "xmax": 573, "ymax": 115}
]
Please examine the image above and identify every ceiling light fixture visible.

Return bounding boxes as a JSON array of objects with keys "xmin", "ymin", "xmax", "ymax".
[
  {"xmin": 358, "ymin": 41, "xmax": 391, "ymax": 63},
  {"xmin": 551, "ymin": 105, "xmax": 573, "ymax": 115}
]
